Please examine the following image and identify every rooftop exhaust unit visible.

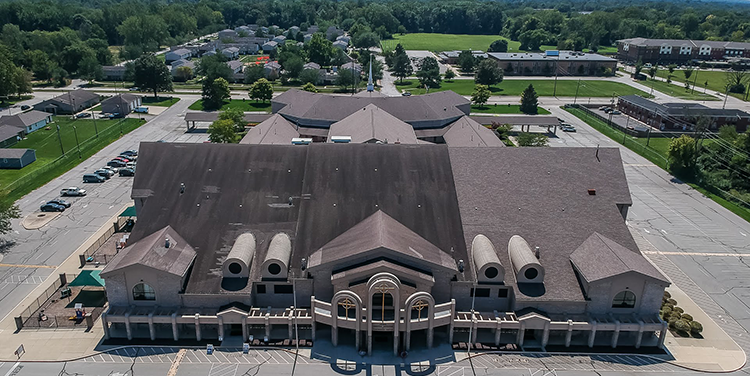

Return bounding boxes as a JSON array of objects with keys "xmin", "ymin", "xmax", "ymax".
[
  {"xmin": 330, "ymin": 136, "xmax": 352, "ymax": 143},
  {"xmin": 291, "ymin": 138, "xmax": 312, "ymax": 145}
]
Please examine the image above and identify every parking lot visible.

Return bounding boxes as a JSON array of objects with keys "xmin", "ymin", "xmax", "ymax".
[{"xmin": 76, "ymin": 347, "xmax": 320, "ymax": 365}]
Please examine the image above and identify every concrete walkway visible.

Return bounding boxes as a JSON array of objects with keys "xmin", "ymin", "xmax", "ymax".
[{"xmin": 660, "ymin": 285, "xmax": 747, "ymax": 372}]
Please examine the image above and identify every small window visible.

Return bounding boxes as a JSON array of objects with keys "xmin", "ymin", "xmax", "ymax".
[
  {"xmin": 133, "ymin": 283, "xmax": 155, "ymax": 301},
  {"xmin": 498, "ymin": 289, "xmax": 508, "ymax": 298},
  {"xmin": 470, "ymin": 288, "xmax": 490, "ymax": 297},
  {"xmin": 268, "ymin": 263, "xmax": 282, "ymax": 275},
  {"xmin": 228, "ymin": 262, "xmax": 242, "ymax": 274},
  {"xmin": 484, "ymin": 267, "xmax": 498, "ymax": 279},
  {"xmin": 612, "ymin": 290, "xmax": 637, "ymax": 308},
  {"xmin": 256, "ymin": 284, "xmax": 266, "ymax": 294},
  {"xmin": 274, "ymin": 284, "xmax": 293, "ymax": 294}
]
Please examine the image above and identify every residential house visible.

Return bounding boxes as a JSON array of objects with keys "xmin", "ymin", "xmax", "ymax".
[
  {"xmin": 203, "ymin": 51, "xmax": 217, "ymax": 57},
  {"xmin": 336, "ymin": 35, "xmax": 351, "ymax": 44},
  {"xmin": 165, "ymin": 48, "xmax": 192, "ymax": 63},
  {"xmin": 326, "ymin": 26, "xmax": 344, "ymax": 40},
  {"xmin": 264, "ymin": 61, "xmax": 281, "ymax": 80},
  {"xmin": 272, "ymin": 35, "xmax": 286, "ymax": 44},
  {"xmin": 170, "ymin": 60, "xmax": 196, "ymax": 80},
  {"xmin": 340, "ymin": 62, "xmax": 362, "ymax": 75},
  {"xmin": 222, "ymin": 47, "xmax": 240, "ymax": 59},
  {"xmin": 303, "ymin": 34, "xmax": 313, "ymax": 43},
  {"xmin": 101, "ymin": 94, "xmax": 142, "ymax": 116},
  {"xmin": 488, "ymin": 51, "xmax": 616, "ymax": 76},
  {"xmin": 262, "ymin": 40, "xmax": 278, "ymax": 52},
  {"xmin": 0, "ymin": 149, "xmax": 36, "ymax": 169},
  {"xmin": 289, "ymin": 26, "xmax": 300, "ymax": 36},
  {"xmin": 332, "ymin": 40, "xmax": 348, "ymax": 50},
  {"xmin": 0, "ymin": 110, "xmax": 52, "ymax": 134},
  {"xmin": 218, "ymin": 29, "xmax": 238, "ymax": 40},
  {"xmin": 199, "ymin": 42, "xmax": 217, "ymax": 56},
  {"xmin": 303, "ymin": 62, "xmax": 321, "ymax": 70},
  {"xmin": 34, "ymin": 90, "xmax": 100, "ymax": 115},
  {"xmin": 307, "ymin": 25, "xmax": 319, "ymax": 34},
  {"xmin": 102, "ymin": 66, "xmax": 127, "ymax": 81}
]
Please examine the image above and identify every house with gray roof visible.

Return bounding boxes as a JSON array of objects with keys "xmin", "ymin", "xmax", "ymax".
[
  {"xmin": 272, "ymin": 35, "xmax": 286, "ymax": 44},
  {"xmin": 264, "ymin": 61, "xmax": 281, "ymax": 79},
  {"xmin": 165, "ymin": 48, "xmax": 192, "ymax": 63},
  {"xmin": 332, "ymin": 40, "xmax": 348, "ymax": 50},
  {"xmin": 0, "ymin": 110, "xmax": 52, "ymax": 134},
  {"xmin": 0, "ymin": 148, "xmax": 36, "ymax": 169},
  {"xmin": 218, "ymin": 29, "xmax": 238, "ymax": 40},
  {"xmin": 102, "ymin": 65, "xmax": 127, "ymax": 81},
  {"xmin": 222, "ymin": 47, "xmax": 240, "ymax": 59},
  {"xmin": 101, "ymin": 93, "xmax": 142, "ymax": 115},
  {"xmin": 33, "ymin": 90, "xmax": 100, "ymax": 115},
  {"xmin": 262, "ymin": 40, "xmax": 278, "ymax": 52},
  {"xmin": 100, "ymin": 141, "xmax": 669, "ymax": 353}
]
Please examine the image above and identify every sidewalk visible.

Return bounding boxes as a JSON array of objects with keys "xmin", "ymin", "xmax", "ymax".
[
  {"xmin": 0, "ymin": 206, "xmax": 128, "ymax": 362},
  {"xmin": 659, "ymin": 285, "xmax": 746, "ymax": 372}
]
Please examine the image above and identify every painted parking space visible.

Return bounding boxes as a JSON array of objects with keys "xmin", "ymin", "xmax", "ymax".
[
  {"xmin": 76, "ymin": 347, "xmax": 317, "ymax": 365},
  {"xmin": 446, "ymin": 353, "xmax": 680, "ymax": 373}
]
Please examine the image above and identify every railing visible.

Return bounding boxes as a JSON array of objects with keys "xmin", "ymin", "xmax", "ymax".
[{"xmin": 80, "ymin": 216, "xmax": 130, "ymax": 266}]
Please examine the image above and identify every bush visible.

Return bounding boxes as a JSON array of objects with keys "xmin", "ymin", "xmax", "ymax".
[
  {"xmin": 664, "ymin": 291, "xmax": 671, "ymax": 300},
  {"xmin": 669, "ymin": 312, "xmax": 682, "ymax": 322},
  {"xmin": 673, "ymin": 306, "xmax": 684, "ymax": 314},
  {"xmin": 674, "ymin": 319, "xmax": 691, "ymax": 333},
  {"xmin": 690, "ymin": 321, "xmax": 703, "ymax": 334},
  {"xmin": 662, "ymin": 302, "xmax": 674, "ymax": 310},
  {"xmin": 661, "ymin": 307, "xmax": 672, "ymax": 318},
  {"xmin": 667, "ymin": 298, "xmax": 677, "ymax": 306},
  {"xmin": 681, "ymin": 314, "xmax": 693, "ymax": 322},
  {"xmin": 668, "ymin": 317, "xmax": 679, "ymax": 328}
]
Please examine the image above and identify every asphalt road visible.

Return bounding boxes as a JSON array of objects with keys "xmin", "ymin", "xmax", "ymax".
[{"xmin": 0, "ymin": 95, "xmax": 206, "ymax": 322}]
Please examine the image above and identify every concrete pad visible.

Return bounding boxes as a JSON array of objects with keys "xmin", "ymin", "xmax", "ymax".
[
  {"xmin": 663, "ymin": 285, "xmax": 747, "ymax": 372},
  {"xmin": 22, "ymin": 212, "xmax": 62, "ymax": 230},
  {"xmin": 145, "ymin": 106, "xmax": 167, "ymax": 116}
]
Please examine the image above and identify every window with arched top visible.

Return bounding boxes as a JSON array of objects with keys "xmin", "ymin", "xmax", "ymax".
[
  {"xmin": 133, "ymin": 283, "xmax": 156, "ymax": 301},
  {"xmin": 612, "ymin": 290, "xmax": 636, "ymax": 308}
]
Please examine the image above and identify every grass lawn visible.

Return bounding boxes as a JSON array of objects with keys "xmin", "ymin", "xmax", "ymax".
[
  {"xmin": 386, "ymin": 34, "xmax": 513, "ymax": 52},
  {"xmin": 0, "ymin": 116, "xmax": 146, "ymax": 204},
  {"xmin": 471, "ymin": 104, "xmax": 550, "ymax": 115},
  {"xmin": 188, "ymin": 99, "xmax": 272, "ymax": 112},
  {"xmin": 655, "ymin": 69, "xmax": 747, "ymax": 100},
  {"xmin": 141, "ymin": 96, "xmax": 181, "ymax": 107},
  {"xmin": 397, "ymin": 79, "xmax": 650, "ymax": 97},
  {"xmin": 641, "ymin": 79, "xmax": 719, "ymax": 101}
]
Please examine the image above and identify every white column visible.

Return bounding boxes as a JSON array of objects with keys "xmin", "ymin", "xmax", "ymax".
[
  {"xmin": 242, "ymin": 316, "xmax": 248, "ymax": 342},
  {"xmin": 218, "ymin": 316, "xmax": 225, "ymax": 341},
  {"xmin": 517, "ymin": 322, "xmax": 525, "ymax": 347},
  {"xmin": 541, "ymin": 321, "xmax": 550, "ymax": 349},
  {"xmin": 148, "ymin": 312, "xmax": 155, "ymax": 341},
  {"xmin": 101, "ymin": 312, "xmax": 110, "ymax": 340},
  {"xmin": 124, "ymin": 312, "xmax": 132, "ymax": 341},
  {"xmin": 194, "ymin": 314, "xmax": 201, "ymax": 342},
  {"xmin": 310, "ymin": 297, "xmax": 316, "ymax": 342},
  {"xmin": 588, "ymin": 321, "xmax": 597, "ymax": 348},
  {"xmin": 171, "ymin": 313, "xmax": 179, "ymax": 341},
  {"xmin": 635, "ymin": 320, "xmax": 645, "ymax": 349},
  {"xmin": 564, "ymin": 320, "xmax": 573, "ymax": 347},
  {"xmin": 494, "ymin": 319, "xmax": 502, "ymax": 346},
  {"xmin": 611, "ymin": 320, "xmax": 621, "ymax": 348}
]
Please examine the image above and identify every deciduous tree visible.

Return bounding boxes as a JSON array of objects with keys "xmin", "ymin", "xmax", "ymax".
[
  {"xmin": 474, "ymin": 59, "xmax": 503, "ymax": 86},
  {"xmin": 208, "ymin": 119, "xmax": 238, "ymax": 143},
  {"xmin": 668, "ymin": 135, "xmax": 697, "ymax": 176},
  {"xmin": 249, "ymin": 78, "xmax": 273, "ymax": 102},
  {"xmin": 133, "ymin": 54, "xmax": 173, "ymax": 98},
  {"xmin": 391, "ymin": 43, "xmax": 412, "ymax": 83},
  {"xmin": 244, "ymin": 65, "xmax": 265, "ymax": 84},
  {"xmin": 471, "ymin": 84, "xmax": 491, "ymax": 108},
  {"xmin": 489, "ymin": 39, "xmax": 509, "ymax": 52},
  {"xmin": 0, "ymin": 201, "xmax": 20, "ymax": 235},
  {"xmin": 202, "ymin": 77, "xmax": 230, "ymax": 110},
  {"xmin": 417, "ymin": 56, "xmax": 441, "ymax": 89},
  {"xmin": 458, "ymin": 50, "xmax": 475, "ymax": 72}
]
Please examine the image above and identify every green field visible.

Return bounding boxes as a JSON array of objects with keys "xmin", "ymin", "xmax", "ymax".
[
  {"xmin": 188, "ymin": 99, "xmax": 272, "ymax": 112},
  {"xmin": 655, "ymin": 69, "xmax": 747, "ymax": 100},
  {"xmin": 471, "ymin": 104, "xmax": 550, "ymax": 115},
  {"xmin": 387, "ymin": 34, "xmax": 513, "ymax": 52},
  {"xmin": 0, "ymin": 116, "xmax": 146, "ymax": 203},
  {"xmin": 397, "ymin": 79, "xmax": 651, "ymax": 97},
  {"xmin": 642, "ymin": 79, "xmax": 719, "ymax": 101}
]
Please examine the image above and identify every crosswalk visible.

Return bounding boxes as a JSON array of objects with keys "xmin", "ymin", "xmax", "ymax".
[
  {"xmin": 0, "ymin": 275, "xmax": 46, "ymax": 285},
  {"xmin": 77, "ymin": 347, "xmax": 319, "ymax": 365}
]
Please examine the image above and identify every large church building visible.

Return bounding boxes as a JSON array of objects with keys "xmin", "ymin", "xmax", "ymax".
[{"xmin": 100, "ymin": 139, "xmax": 669, "ymax": 354}]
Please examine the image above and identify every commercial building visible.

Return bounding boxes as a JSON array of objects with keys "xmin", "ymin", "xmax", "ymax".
[
  {"xmin": 617, "ymin": 38, "xmax": 750, "ymax": 64},
  {"xmin": 100, "ymin": 141, "xmax": 669, "ymax": 353},
  {"xmin": 488, "ymin": 51, "xmax": 616, "ymax": 76},
  {"xmin": 617, "ymin": 95, "xmax": 750, "ymax": 132},
  {"xmin": 101, "ymin": 94, "xmax": 142, "ymax": 116}
]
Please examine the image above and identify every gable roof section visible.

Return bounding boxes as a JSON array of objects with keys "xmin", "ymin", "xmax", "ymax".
[
  {"xmin": 102, "ymin": 94, "xmax": 140, "ymax": 106},
  {"xmin": 308, "ymin": 210, "xmax": 457, "ymax": 272},
  {"xmin": 101, "ymin": 225, "xmax": 196, "ymax": 277},
  {"xmin": 327, "ymin": 104, "xmax": 418, "ymax": 144},
  {"xmin": 442, "ymin": 116, "xmax": 505, "ymax": 147},
  {"xmin": 239, "ymin": 114, "xmax": 299, "ymax": 144},
  {"xmin": 570, "ymin": 232, "xmax": 668, "ymax": 283},
  {"xmin": 48, "ymin": 90, "xmax": 99, "ymax": 106}
]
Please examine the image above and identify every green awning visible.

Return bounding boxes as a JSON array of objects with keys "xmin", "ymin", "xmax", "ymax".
[
  {"xmin": 119, "ymin": 206, "xmax": 137, "ymax": 217},
  {"xmin": 69, "ymin": 270, "xmax": 105, "ymax": 287}
]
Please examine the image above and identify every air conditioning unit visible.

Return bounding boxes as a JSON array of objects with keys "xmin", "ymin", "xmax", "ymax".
[
  {"xmin": 291, "ymin": 138, "xmax": 312, "ymax": 145},
  {"xmin": 330, "ymin": 136, "xmax": 352, "ymax": 143}
]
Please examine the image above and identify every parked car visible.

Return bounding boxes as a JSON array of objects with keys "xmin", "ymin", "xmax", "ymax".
[
  {"xmin": 128, "ymin": 87, "xmax": 139, "ymax": 91},
  {"xmin": 60, "ymin": 187, "xmax": 86, "ymax": 196},
  {"xmin": 120, "ymin": 150, "xmax": 138, "ymax": 157},
  {"xmin": 20, "ymin": 105, "xmax": 30, "ymax": 110},
  {"xmin": 118, "ymin": 154, "xmax": 136, "ymax": 161},
  {"xmin": 125, "ymin": 162, "xmax": 136, "ymax": 169},
  {"xmin": 134, "ymin": 107, "xmax": 149, "ymax": 113},
  {"xmin": 107, "ymin": 159, "xmax": 127, "ymax": 168},
  {"xmin": 611, "ymin": 110, "xmax": 621, "ymax": 115},
  {"xmin": 401, "ymin": 92, "xmax": 412, "ymax": 96},
  {"xmin": 598, "ymin": 106, "xmax": 608, "ymax": 111},
  {"xmin": 561, "ymin": 124, "xmax": 577, "ymax": 132},
  {"xmin": 75, "ymin": 112, "xmax": 91, "ymax": 119},
  {"xmin": 83, "ymin": 173, "xmax": 106, "ymax": 183},
  {"xmin": 46, "ymin": 199, "xmax": 71, "ymax": 208},
  {"xmin": 94, "ymin": 169, "xmax": 113, "ymax": 179},
  {"xmin": 40, "ymin": 203, "xmax": 65, "ymax": 212},
  {"xmin": 102, "ymin": 165, "xmax": 119, "ymax": 173},
  {"xmin": 106, "ymin": 113, "xmax": 122, "ymax": 119},
  {"xmin": 119, "ymin": 167, "xmax": 136, "ymax": 177}
]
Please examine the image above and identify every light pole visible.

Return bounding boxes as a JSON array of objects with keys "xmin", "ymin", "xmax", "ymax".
[
  {"xmin": 552, "ymin": 53, "xmax": 560, "ymax": 97},
  {"xmin": 573, "ymin": 79, "xmax": 583, "ymax": 105},
  {"xmin": 723, "ymin": 84, "xmax": 730, "ymax": 109},
  {"xmin": 55, "ymin": 124, "xmax": 64, "ymax": 155},
  {"xmin": 72, "ymin": 125, "xmax": 81, "ymax": 158},
  {"xmin": 91, "ymin": 108, "xmax": 98, "ymax": 137}
]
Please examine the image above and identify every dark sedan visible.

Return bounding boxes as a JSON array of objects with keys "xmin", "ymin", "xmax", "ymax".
[
  {"xmin": 40, "ymin": 203, "xmax": 65, "ymax": 212},
  {"xmin": 46, "ymin": 199, "xmax": 71, "ymax": 208}
]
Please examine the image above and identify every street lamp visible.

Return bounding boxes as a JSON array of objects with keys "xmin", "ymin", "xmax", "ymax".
[
  {"xmin": 72, "ymin": 124, "xmax": 81, "ymax": 159},
  {"xmin": 573, "ymin": 79, "xmax": 585, "ymax": 105},
  {"xmin": 91, "ymin": 108, "xmax": 98, "ymax": 137}
]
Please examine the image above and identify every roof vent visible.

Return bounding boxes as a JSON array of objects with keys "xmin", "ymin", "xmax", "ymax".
[
  {"xmin": 180, "ymin": 182, "xmax": 185, "ymax": 194},
  {"xmin": 588, "ymin": 189, "xmax": 596, "ymax": 195},
  {"xmin": 458, "ymin": 259, "xmax": 464, "ymax": 272},
  {"xmin": 301, "ymin": 257, "xmax": 307, "ymax": 270},
  {"xmin": 330, "ymin": 136, "xmax": 351, "ymax": 143},
  {"xmin": 165, "ymin": 238, "xmax": 170, "ymax": 248},
  {"xmin": 535, "ymin": 246, "xmax": 540, "ymax": 259}
]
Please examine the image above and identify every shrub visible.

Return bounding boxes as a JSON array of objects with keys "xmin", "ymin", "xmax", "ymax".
[
  {"xmin": 661, "ymin": 307, "xmax": 673, "ymax": 319},
  {"xmin": 662, "ymin": 303, "xmax": 674, "ymax": 310},
  {"xmin": 674, "ymin": 319, "xmax": 691, "ymax": 333},
  {"xmin": 669, "ymin": 312, "xmax": 682, "ymax": 322},
  {"xmin": 681, "ymin": 314, "xmax": 693, "ymax": 322},
  {"xmin": 668, "ymin": 317, "xmax": 678, "ymax": 328},
  {"xmin": 667, "ymin": 299, "xmax": 677, "ymax": 306},
  {"xmin": 673, "ymin": 306, "xmax": 684, "ymax": 314},
  {"xmin": 664, "ymin": 291, "xmax": 671, "ymax": 300},
  {"xmin": 690, "ymin": 321, "xmax": 703, "ymax": 334}
]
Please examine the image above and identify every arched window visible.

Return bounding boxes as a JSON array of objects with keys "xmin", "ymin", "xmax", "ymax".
[
  {"xmin": 612, "ymin": 291, "xmax": 636, "ymax": 308},
  {"xmin": 133, "ymin": 283, "xmax": 156, "ymax": 301}
]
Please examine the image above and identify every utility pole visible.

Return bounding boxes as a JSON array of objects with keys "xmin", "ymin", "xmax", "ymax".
[
  {"xmin": 91, "ymin": 109, "xmax": 98, "ymax": 137},
  {"xmin": 573, "ymin": 79, "xmax": 581, "ymax": 105},
  {"xmin": 72, "ymin": 125, "xmax": 81, "ymax": 158},
  {"xmin": 552, "ymin": 52, "xmax": 560, "ymax": 97},
  {"xmin": 691, "ymin": 68, "xmax": 699, "ymax": 95},
  {"xmin": 56, "ymin": 124, "xmax": 64, "ymax": 155},
  {"xmin": 723, "ymin": 84, "xmax": 730, "ymax": 109}
]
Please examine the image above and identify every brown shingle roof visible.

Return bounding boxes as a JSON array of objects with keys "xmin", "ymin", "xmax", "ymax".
[
  {"xmin": 570, "ymin": 232, "xmax": 668, "ymax": 283},
  {"xmin": 101, "ymin": 225, "xmax": 196, "ymax": 277},
  {"xmin": 327, "ymin": 104, "xmax": 418, "ymax": 144},
  {"xmin": 0, "ymin": 110, "xmax": 51, "ymax": 128},
  {"xmin": 239, "ymin": 114, "xmax": 299, "ymax": 144},
  {"xmin": 442, "ymin": 116, "xmax": 505, "ymax": 147}
]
